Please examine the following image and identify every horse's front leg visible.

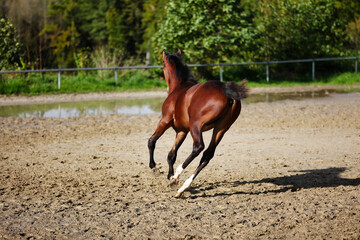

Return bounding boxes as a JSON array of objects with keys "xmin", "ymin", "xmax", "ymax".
[
  {"xmin": 167, "ymin": 131, "xmax": 188, "ymax": 179},
  {"xmin": 148, "ymin": 117, "xmax": 172, "ymax": 169}
]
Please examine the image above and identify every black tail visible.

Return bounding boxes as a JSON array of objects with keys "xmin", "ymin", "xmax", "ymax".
[{"xmin": 222, "ymin": 80, "xmax": 249, "ymax": 100}]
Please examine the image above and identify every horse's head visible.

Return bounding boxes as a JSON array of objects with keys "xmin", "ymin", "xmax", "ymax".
[
  {"xmin": 162, "ymin": 49, "xmax": 182, "ymax": 93},
  {"xmin": 162, "ymin": 49, "xmax": 197, "ymax": 94}
]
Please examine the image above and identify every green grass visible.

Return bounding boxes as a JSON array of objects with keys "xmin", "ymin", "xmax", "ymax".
[
  {"xmin": 318, "ymin": 72, "xmax": 360, "ymax": 85},
  {"xmin": 0, "ymin": 70, "xmax": 167, "ymax": 95},
  {"xmin": 0, "ymin": 71, "xmax": 359, "ymax": 96},
  {"xmin": 246, "ymin": 72, "xmax": 360, "ymax": 87}
]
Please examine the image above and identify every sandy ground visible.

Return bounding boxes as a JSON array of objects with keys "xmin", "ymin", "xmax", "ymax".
[{"xmin": 0, "ymin": 86, "xmax": 360, "ymax": 239}]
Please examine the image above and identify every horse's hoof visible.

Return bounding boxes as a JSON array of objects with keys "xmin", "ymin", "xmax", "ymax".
[
  {"xmin": 149, "ymin": 162, "xmax": 156, "ymax": 169},
  {"xmin": 152, "ymin": 167, "xmax": 161, "ymax": 176},
  {"xmin": 169, "ymin": 176, "xmax": 179, "ymax": 186},
  {"xmin": 175, "ymin": 191, "xmax": 184, "ymax": 198}
]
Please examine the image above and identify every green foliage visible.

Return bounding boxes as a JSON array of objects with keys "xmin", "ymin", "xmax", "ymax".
[
  {"xmin": 0, "ymin": 18, "xmax": 24, "ymax": 70},
  {"xmin": 43, "ymin": 0, "xmax": 80, "ymax": 67},
  {"xmin": 152, "ymin": 0, "xmax": 353, "ymax": 64},
  {"xmin": 346, "ymin": 18, "xmax": 360, "ymax": 52},
  {"xmin": 1, "ymin": 0, "xmax": 360, "ymax": 88},
  {"xmin": 255, "ymin": 0, "xmax": 347, "ymax": 60},
  {"xmin": 39, "ymin": 0, "xmax": 145, "ymax": 68},
  {"xmin": 106, "ymin": 6, "xmax": 126, "ymax": 49},
  {"xmin": 106, "ymin": 1, "xmax": 144, "ymax": 57},
  {"xmin": 141, "ymin": 0, "xmax": 167, "ymax": 63},
  {"xmin": 76, "ymin": 0, "xmax": 110, "ymax": 45},
  {"xmin": 335, "ymin": 0, "xmax": 360, "ymax": 22},
  {"xmin": 153, "ymin": 0, "xmax": 254, "ymax": 64}
]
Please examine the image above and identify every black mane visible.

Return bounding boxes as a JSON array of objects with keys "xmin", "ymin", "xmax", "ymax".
[{"xmin": 166, "ymin": 53, "xmax": 198, "ymax": 84}]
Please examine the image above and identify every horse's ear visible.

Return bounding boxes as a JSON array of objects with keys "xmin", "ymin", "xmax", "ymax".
[
  {"xmin": 177, "ymin": 49, "xmax": 182, "ymax": 56},
  {"xmin": 162, "ymin": 49, "xmax": 167, "ymax": 63}
]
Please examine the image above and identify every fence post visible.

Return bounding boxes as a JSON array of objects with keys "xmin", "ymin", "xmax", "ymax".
[
  {"xmin": 312, "ymin": 60, "xmax": 315, "ymax": 81},
  {"xmin": 356, "ymin": 58, "xmax": 358, "ymax": 73},
  {"xmin": 57, "ymin": 70, "xmax": 61, "ymax": 89},
  {"xmin": 266, "ymin": 62, "xmax": 269, "ymax": 82},
  {"xmin": 220, "ymin": 65, "xmax": 223, "ymax": 82},
  {"xmin": 115, "ymin": 69, "xmax": 118, "ymax": 85}
]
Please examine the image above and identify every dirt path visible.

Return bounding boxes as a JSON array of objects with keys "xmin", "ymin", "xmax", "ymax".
[{"xmin": 0, "ymin": 89, "xmax": 359, "ymax": 239}]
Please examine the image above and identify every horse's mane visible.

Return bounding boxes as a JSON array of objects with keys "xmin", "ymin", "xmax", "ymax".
[{"xmin": 166, "ymin": 53, "xmax": 198, "ymax": 84}]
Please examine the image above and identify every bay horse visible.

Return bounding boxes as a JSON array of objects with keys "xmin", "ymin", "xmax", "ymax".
[{"xmin": 148, "ymin": 49, "xmax": 248, "ymax": 197}]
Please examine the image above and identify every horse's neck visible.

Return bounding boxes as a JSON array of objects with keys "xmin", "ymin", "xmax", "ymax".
[
  {"xmin": 168, "ymin": 80, "xmax": 196, "ymax": 95},
  {"xmin": 168, "ymin": 77, "xmax": 182, "ymax": 94}
]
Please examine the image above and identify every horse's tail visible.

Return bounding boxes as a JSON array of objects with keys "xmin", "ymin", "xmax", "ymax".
[{"xmin": 222, "ymin": 79, "xmax": 249, "ymax": 100}]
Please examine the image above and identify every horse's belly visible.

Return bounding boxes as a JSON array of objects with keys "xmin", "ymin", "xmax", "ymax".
[
  {"xmin": 173, "ymin": 115, "xmax": 215, "ymax": 132},
  {"xmin": 173, "ymin": 116, "xmax": 189, "ymax": 132},
  {"xmin": 202, "ymin": 123, "xmax": 215, "ymax": 132}
]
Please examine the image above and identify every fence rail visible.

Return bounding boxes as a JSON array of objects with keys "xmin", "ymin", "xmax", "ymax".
[{"xmin": 0, "ymin": 56, "xmax": 358, "ymax": 89}]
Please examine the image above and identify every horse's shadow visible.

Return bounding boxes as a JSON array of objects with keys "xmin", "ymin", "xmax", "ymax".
[{"xmin": 188, "ymin": 167, "xmax": 360, "ymax": 199}]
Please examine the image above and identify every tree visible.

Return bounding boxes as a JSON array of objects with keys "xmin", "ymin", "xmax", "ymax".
[
  {"xmin": 254, "ymin": 0, "xmax": 348, "ymax": 60},
  {"xmin": 0, "ymin": 18, "xmax": 24, "ymax": 70},
  {"xmin": 141, "ymin": 0, "xmax": 167, "ymax": 64},
  {"xmin": 335, "ymin": 0, "xmax": 360, "ymax": 53},
  {"xmin": 3, "ymin": 0, "xmax": 50, "ymax": 69},
  {"xmin": 42, "ymin": 0, "xmax": 146, "ymax": 67},
  {"xmin": 346, "ymin": 18, "xmax": 360, "ymax": 52},
  {"xmin": 1, "ymin": 0, "xmax": 359, "ymax": 71},
  {"xmin": 43, "ymin": 0, "xmax": 80, "ymax": 67},
  {"xmin": 107, "ymin": 0, "xmax": 144, "ymax": 58},
  {"xmin": 75, "ymin": 0, "xmax": 113, "ymax": 47},
  {"xmin": 152, "ymin": 0, "xmax": 254, "ymax": 65}
]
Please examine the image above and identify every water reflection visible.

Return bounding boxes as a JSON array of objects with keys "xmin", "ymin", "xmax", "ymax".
[
  {"xmin": 0, "ymin": 89, "xmax": 356, "ymax": 118},
  {"xmin": 245, "ymin": 90, "xmax": 329, "ymax": 104},
  {"xmin": 0, "ymin": 98, "xmax": 164, "ymax": 118}
]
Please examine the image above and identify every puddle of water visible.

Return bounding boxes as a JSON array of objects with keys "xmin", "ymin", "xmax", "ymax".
[
  {"xmin": 245, "ymin": 89, "xmax": 331, "ymax": 104},
  {"xmin": 0, "ymin": 98, "xmax": 164, "ymax": 118},
  {"xmin": 0, "ymin": 89, "xmax": 357, "ymax": 118}
]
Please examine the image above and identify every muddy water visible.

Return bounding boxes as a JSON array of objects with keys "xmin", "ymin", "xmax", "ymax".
[
  {"xmin": 0, "ymin": 89, "xmax": 355, "ymax": 118},
  {"xmin": 0, "ymin": 98, "xmax": 164, "ymax": 118}
]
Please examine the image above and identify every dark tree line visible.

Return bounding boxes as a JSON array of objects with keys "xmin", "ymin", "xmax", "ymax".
[{"xmin": 1, "ymin": 0, "xmax": 359, "ymax": 73}]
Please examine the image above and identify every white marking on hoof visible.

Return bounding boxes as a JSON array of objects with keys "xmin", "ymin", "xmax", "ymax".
[
  {"xmin": 175, "ymin": 191, "xmax": 184, "ymax": 198},
  {"xmin": 169, "ymin": 176, "xmax": 179, "ymax": 186},
  {"xmin": 173, "ymin": 165, "xmax": 184, "ymax": 180},
  {"xmin": 176, "ymin": 174, "xmax": 195, "ymax": 197}
]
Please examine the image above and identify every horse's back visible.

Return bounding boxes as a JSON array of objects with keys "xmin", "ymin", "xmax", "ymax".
[
  {"xmin": 172, "ymin": 80, "xmax": 241, "ymax": 131},
  {"xmin": 186, "ymin": 81, "xmax": 231, "ymax": 127}
]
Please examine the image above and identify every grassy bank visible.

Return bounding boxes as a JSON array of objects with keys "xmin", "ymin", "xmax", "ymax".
[
  {"xmin": 247, "ymin": 72, "xmax": 360, "ymax": 87},
  {"xmin": 0, "ymin": 70, "xmax": 167, "ymax": 95},
  {"xmin": 0, "ymin": 71, "xmax": 359, "ymax": 96}
]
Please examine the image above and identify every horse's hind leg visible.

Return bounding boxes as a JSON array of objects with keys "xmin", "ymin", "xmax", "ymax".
[
  {"xmin": 171, "ymin": 123, "xmax": 205, "ymax": 183},
  {"xmin": 167, "ymin": 131, "xmax": 187, "ymax": 179},
  {"xmin": 175, "ymin": 122, "xmax": 233, "ymax": 198}
]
